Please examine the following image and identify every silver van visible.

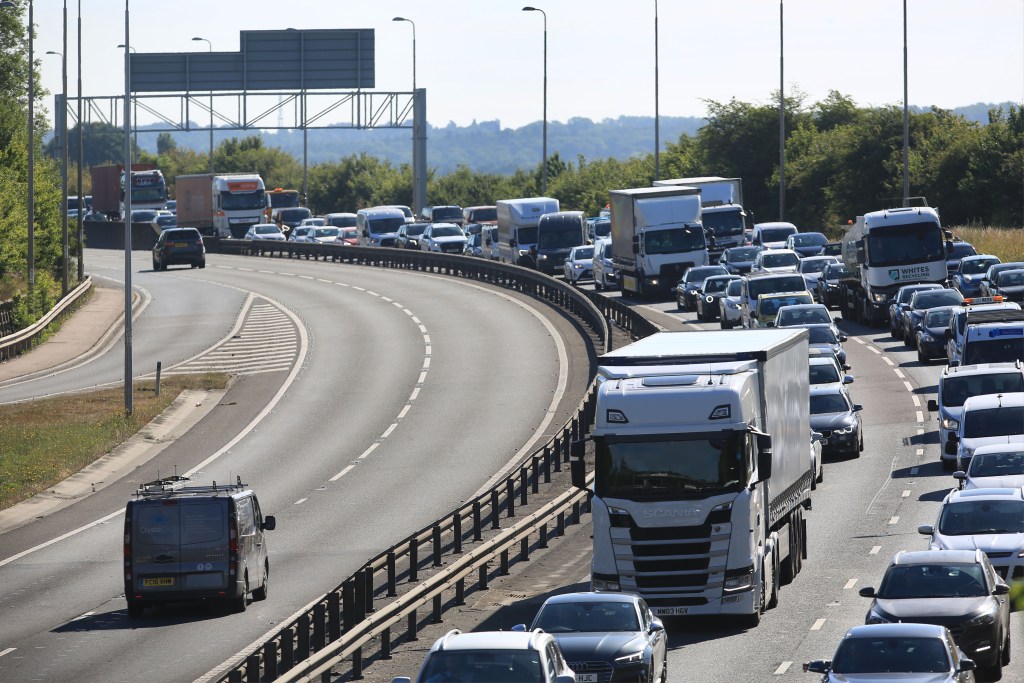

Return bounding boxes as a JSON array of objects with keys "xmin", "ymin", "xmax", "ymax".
[
  {"xmin": 357, "ymin": 207, "xmax": 406, "ymax": 247},
  {"xmin": 123, "ymin": 476, "xmax": 275, "ymax": 617}
]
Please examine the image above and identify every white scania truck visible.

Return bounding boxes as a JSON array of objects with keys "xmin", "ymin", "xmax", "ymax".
[
  {"xmin": 839, "ymin": 206, "xmax": 951, "ymax": 327},
  {"xmin": 654, "ymin": 176, "xmax": 747, "ymax": 263},
  {"xmin": 572, "ymin": 329, "xmax": 811, "ymax": 626},
  {"xmin": 609, "ymin": 186, "xmax": 707, "ymax": 298}
]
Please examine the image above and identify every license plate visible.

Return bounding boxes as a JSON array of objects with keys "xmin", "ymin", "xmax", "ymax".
[
  {"xmin": 172, "ymin": 242, "xmax": 188, "ymax": 247},
  {"xmin": 654, "ymin": 606, "xmax": 688, "ymax": 616},
  {"xmin": 577, "ymin": 674, "xmax": 598, "ymax": 683},
  {"xmin": 143, "ymin": 577, "xmax": 174, "ymax": 587}
]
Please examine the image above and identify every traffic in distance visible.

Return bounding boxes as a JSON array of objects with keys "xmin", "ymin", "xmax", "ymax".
[{"xmin": 67, "ymin": 171, "xmax": 1024, "ymax": 681}]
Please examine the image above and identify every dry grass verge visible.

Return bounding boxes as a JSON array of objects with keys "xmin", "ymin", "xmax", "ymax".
[
  {"xmin": 949, "ymin": 226, "xmax": 1024, "ymax": 263},
  {"xmin": 0, "ymin": 373, "xmax": 230, "ymax": 510}
]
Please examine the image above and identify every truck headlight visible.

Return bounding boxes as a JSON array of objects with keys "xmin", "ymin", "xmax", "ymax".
[
  {"xmin": 723, "ymin": 570, "xmax": 753, "ymax": 592},
  {"xmin": 871, "ymin": 292, "xmax": 889, "ymax": 304},
  {"xmin": 592, "ymin": 576, "xmax": 621, "ymax": 592},
  {"xmin": 941, "ymin": 417, "xmax": 959, "ymax": 431}
]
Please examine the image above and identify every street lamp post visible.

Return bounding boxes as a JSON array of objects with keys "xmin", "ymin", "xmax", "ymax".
[
  {"xmin": 1, "ymin": 0, "xmax": 35, "ymax": 290},
  {"xmin": 192, "ymin": 37, "xmax": 214, "ymax": 175},
  {"xmin": 392, "ymin": 17, "xmax": 417, "ymax": 211},
  {"xmin": 116, "ymin": 43, "xmax": 137, "ymax": 160},
  {"xmin": 778, "ymin": 0, "xmax": 785, "ymax": 221},
  {"xmin": 76, "ymin": 0, "xmax": 83, "ymax": 282},
  {"xmin": 392, "ymin": 17, "xmax": 416, "ymax": 93},
  {"xmin": 654, "ymin": 0, "xmax": 660, "ymax": 181},
  {"xmin": 45, "ymin": 43, "xmax": 69, "ymax": 296},
  {"xmin": 522, "ymin": 6, "xmax": 547, "ymax": 195},
  {"xmin": 902, "ymin": 0, "xmax": 910, "ymax": 207},
  {"xmin": 122, "ymin": 2, "xmax": 132, "ymax": 415}
]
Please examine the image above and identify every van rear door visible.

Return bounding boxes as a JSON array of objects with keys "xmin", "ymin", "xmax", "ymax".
[
  {"xmin": 132, "ymin": 501, "xmax": 184, "ymax": 595},
  {"xmin": 178, "ymin": 499, "xmax": 230, "ymax": 592},
  {"xmin": 132, "ymin": 499, "xmax": 229, "ymax": 595}
]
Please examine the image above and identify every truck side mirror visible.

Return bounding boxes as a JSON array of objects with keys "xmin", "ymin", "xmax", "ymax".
[
  {"xmin": 755, "ymin": 434, "xmax": 773, "ymax": 482},
  {"xmin": 570, "ymin": 440, "xmax": 588, "ymax": 489},
  {"xmin": 509, "ymin": 238, "xmax": 516, "ymax": 248},
  {"xmin": 631, "ymin": 235, "xmax": 639, "ymax": 254},
  {"xmin": 855, "ymin": 246, "xmax": 864, "ymax": 265}
]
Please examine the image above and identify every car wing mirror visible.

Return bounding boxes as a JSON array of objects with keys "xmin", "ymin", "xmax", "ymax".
[
  {"xmin": 843, "ymin": 375, "xmax": 854, "ymax": 384},
  {"xmin": 959, "ymin": 658, "xmax": 977, "ymax": 672},
  {"xmin": 803, "ymin": 660, "xmax": 830, "ymax": 674},
  {"xmin": 953, "ymin": 471, "xmax": 966, "ymax": 481},
  {"xmin": 927, "ymin": 399, "xmax": 939, "ymax": 412},
  {"xmin": 858, "ymin": 586, "xmax": 876, "ymax": 598},
  {"xmin": 838, "ymin": 334, "xmax": 848, "ymax": 342},
  {"xmin": 649, "ymin": 618, "xmax": 665, "ymax": 632},
  {"xmin": 918, "ymin": 524, "xmax": 934, "ymax": 535},
  {"xmin": 852, "ymin": 404, "xmax": 863, "ymax": 412},
  {"xmin": 994, "ymin": 583, "xmax": 1011, "ymax": 595},
  {"xmin": 511, "ymin": 623, "xmax": 527, "ymax": 632}
]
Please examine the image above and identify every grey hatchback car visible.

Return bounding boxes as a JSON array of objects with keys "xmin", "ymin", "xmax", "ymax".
[{"xmin": 123, "ymin": 476, "xmax": 275, "ymax": 617}]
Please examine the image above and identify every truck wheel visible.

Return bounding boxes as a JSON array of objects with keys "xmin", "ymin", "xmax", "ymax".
[{"xmin": 766, "ymin": 540, "xmax": 780, "ymax": 609}]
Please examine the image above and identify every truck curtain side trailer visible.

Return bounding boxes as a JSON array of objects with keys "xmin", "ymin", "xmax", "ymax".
[
  {"xmin": 654, "ymin": 177, "xmax": 747, "ymax": 263},
  {"xmin": 609, "ymin": 186, "xmax": 708, "ymax": 298},
  {"xmin": 572, "ymin": 329, "xmax": 812, "ymax": 626},
  {"xmin": 839, "ymin": 206, "xmax": 951, "ymax": 327}
]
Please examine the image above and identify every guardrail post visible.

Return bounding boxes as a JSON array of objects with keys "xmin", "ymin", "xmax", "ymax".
[
  {"xmin": 354, "ymin": 572, "xmax": 367, "ymax": 623},
  {"xmin": 408, "ymin": 608, "xmax": 419, "ymax": 641},
  {"xmin": 364, "ymin": 566, "xmax": 375, "ymax": 614},
  {"xmin": 521, "ymin": 537, "xmax": 531, "ymax": 562},
  {"xmin": 531, "ymin": 456, "xmax": 540, "ymax": 493},
  {"xmin": 479, "ymin": 563, "xmax": 489, "ymax": 590},
  {"xmin": 313, "ymin": 602, "xmax": 326, "ymax": 650},
  {"xmin": 432, "ymin": 594, "xmax": 443, "ymax": 623},
  {"xmin": 539, "ymin": 523, "xmax": 549, "ymax": 549},
  {"xmin": 328, "ymin": 592, "xmax": 341, "ymax": 641},
  {"xmin": 433, "ymin": 524, "xmax": 443, "ymax": 567},
  {"xmin": 473, "ymin": 500, "xmax": 482, "ymax": 538},
  {"xmin": 562, "ymin": 427, "xmax": 572, "ymax": 461},
  {"xmin": 453, "ymin": 512, "xmax": 463, "ymax": 554},
  {"xmin": 552, "ymin": 436, "xmax": 562, "ymax": 465},
  {"xmin": 264, "ymin": 640, "xmax": 278, "ymax": 681},
  {"xmin": 352, "ymin": 647, "xmax": 364, "ymax": 680},
  {"xmin": 246, "ymin": 654, "xmax": 260, "ymax": 681},
  {"xmin": 342, "ymin": 579, "xmax": 356, "ymax": 631},
  {"xmin": 228, "ymin": 670, "xmax": 242, "ymax": 683},
  {"xmin": 557, "ymin": 511, "xmax": 565, "ymax": 537},
  {"xmin": 572, "ymin": 501, "xmax": 581, "ymax": 525},
  {"xmin": 506, "ymin": 478, "xmax": 515, "ymax": 518},
  {"xmin": 409, "ymin": 538, "xmax": 419, "ymax": 581},
  {"xmin": 297, "ymin": 614, "xmax": 311, "ymax": 661},
  {"xmin": 500, "ymin": 549, "xmax": 509, "ymax": 575},
  {"xmin": 279, "ymin": 626, "xmax": 295, "ymax": 672},
  {"xmin": 381, "ymin": 626, "xmax": 392, "ymax": 660},
  {"xmin": 520, "ymin": 468, "xmax": 528, "ymax": 506},
  {"xmin": 387, "ymin": 551, "xmax": 398, "ymax": 596},
  {"xmin": 543, "ymin": 446, "xmax": 553, "ymax": 480},
  {"xmin": 455, "ymin": 577, "xmax": 466, "ymax": 605}
]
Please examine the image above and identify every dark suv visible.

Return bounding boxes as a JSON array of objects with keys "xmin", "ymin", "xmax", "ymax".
[
  {"xmin": 859, "ymin": 549, "xmax": 1010, "ymax": 680},
  {"xmin": 153, "ymin": 227, "xmax": 205, "ymax": 270}
]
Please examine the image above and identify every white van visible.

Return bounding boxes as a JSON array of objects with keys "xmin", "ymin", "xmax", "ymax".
[
  {"xmin": 592, "ymin": 238, "xmax": 617, "ymax": 291},
  {"xmin": 357, "ymin": 207, "xmax": 406, "ymax": 247}
]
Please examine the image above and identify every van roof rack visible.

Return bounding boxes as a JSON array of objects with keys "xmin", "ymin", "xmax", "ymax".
[{"xmin": 134, "ymin": 474, "xmax": 248, "ymax": 498}]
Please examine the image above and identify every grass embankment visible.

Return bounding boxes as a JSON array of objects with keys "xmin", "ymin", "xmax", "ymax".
[
  {"xmin": 0, "ymin": 373, "xmax": 229, "ymax": 510},
  {"xmin": 949, "ymin": 226, "xmax": 1024, "ymax": 262}
]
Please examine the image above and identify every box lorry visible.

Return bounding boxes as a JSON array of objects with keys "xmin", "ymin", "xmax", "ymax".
[
  {"xmin": 572, "ymin": 329, "xmax": 812, "ymax": 625},
  {"xmin": 496, "ymin": 197, "xmax": 560, "ymax": 266},
  {"xmin": 609, "ymin": 186, "xmax": 707, "ymax": 298},
  {"xmin": 839, "ymin": 206, "xmax": 951, "ymax": 327},
  {"xmin": 90, "ymin": 163, "xmax": 161, "ymax": 220},
  {"xmin": 175, "ymin": 173, "xmax": 267, "ymax": 239},
  {"xmin": 654, "ymin": 176, "xmax": 747, "ymax": 263}
]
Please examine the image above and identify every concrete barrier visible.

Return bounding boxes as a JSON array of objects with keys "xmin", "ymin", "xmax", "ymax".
[{"xmin": 83, "ymin": 220, "xmax": 160, "ymax": 251}]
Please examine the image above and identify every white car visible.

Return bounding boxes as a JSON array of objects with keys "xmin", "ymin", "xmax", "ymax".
[
  {"xmin": 919, "ymin": 486, "xmax": 1024, "ymax": 581},
  {"xmin": 420, "ymin": 222, "xmax": 467, "ymax": 254},
  {"xmin": 718, "ymin": 278, "xmax": 743, "ymax": 329},
  {"xmin": 751, "ymin": 248, "xmax": 800, "ymax": 274},
  {"xmin": 809, "ymin": 353, "xmax": 854, "ymax": 390},
  {"xmin": 289, "ymin": 226, "xmax": 313, "ymax": 242},
  {"xmin": 954, "ymin": 444, "xmax": 1024, "ymax": 489},
  {"xmin": 299, "ymin": 217, "xmax": 326, "ymax": 228},
  {"xmin": 947, "ymin": 392, "xmax": 1024, "ymax": 469},
  {"xmin": 391, "ymin": 629, "xmax": 576, "ymax": 683},
  {"xmin": 562, "ymin": 245, "xmax": 594, "ymax": 284},
  {"xmin": 244, "ymin": 223, "xmax": 286, "ymax": 241},
  {"xmin": 309, "ymin": 227, "xmax": 341, "ymax": 244}
]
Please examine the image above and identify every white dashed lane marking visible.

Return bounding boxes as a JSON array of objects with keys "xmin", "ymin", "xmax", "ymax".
[
  {"xmin": 870, "ymin": 546, "xmax": 882, "ymax": 555},
  {"xmin": 843, "ymin": 579, "xmax": 858, "ymax": 590},
  {"xmin": 774, "ymin": 662, "xmax": 792, "ymax": 675},
  {"xmin": 810, "ymin": 619, "xmax": 827, "ymax": 631}
]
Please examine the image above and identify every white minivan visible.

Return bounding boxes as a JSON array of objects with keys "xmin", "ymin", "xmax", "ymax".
[{"xmin": 592, "ymin": 238, "xmax": 617, "ymax": 291}]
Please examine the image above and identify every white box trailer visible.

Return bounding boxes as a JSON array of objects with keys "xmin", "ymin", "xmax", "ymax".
[
  {"xmin": 654, "ymin": 176, "xmax": 746, "ymax": 262},
  {"xmin": 573, "ymin": 328, "xmax": 812, "ymax": 625},
  {"xmin": 495, "ymin": 197, "xmax": 560, "ymax": 265}
]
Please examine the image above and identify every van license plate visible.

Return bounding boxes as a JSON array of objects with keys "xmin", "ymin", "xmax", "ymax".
[
  {"xmin": 143, "ymin": 577, "xmax": 174, "ymax": 587},
  {"xmin": 654, "ymin": 607, "xmax": 687, "ymax": 616}
]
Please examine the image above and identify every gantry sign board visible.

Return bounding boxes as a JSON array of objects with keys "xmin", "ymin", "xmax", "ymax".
[{"xmin": 129, "ymin": 29, "xmax": 375, "ymax": 93}]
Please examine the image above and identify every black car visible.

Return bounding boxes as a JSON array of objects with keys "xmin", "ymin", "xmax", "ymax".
[
  {"xmin": 988, "ymin": 268, "xmax": 1024, "ymax": 304},
  {"xmin": 718, "ymin": 246, "xmax": 761, "ymax": 275},
  {"xmin": 888, "ymin": 283, "xmax": 944, "ymax": 339},
  {"xmin": 518, "ymin": 592, "xmax": 668, "ymax": 683},
  {"xmin": 859, "ymin": 549, "xmax": 1010, "ymax": 680},
  {"xmin": 809, "ymin": 385, "xmax": 862, "ymax": 455},
  {"xmin": 396, "ymin": 222, "xmax": 428, "ymax": 249},
  {"xmin": 152, "ymin": 227, "xmax": 205, "ymax": 270},
  {"xmin": 946, "ymin": 241, "xmax": 977, "ymax": 276},
  {"xmin": 675, "ymin": 265, "xmax": 728, "ymax": 311},
  {"xmin": 914, "ymin": 306, "xmax": 957, "ymax": 363},
  {"xmin": 902, "ymin": 289, "xmax": 964, "ymax": 345},
  {"xmin": 816, "ymin": 262, "xmax": 851, "ymax": 309},
  {"xmin": 696, "ymin": 274, "xmax": 741, "ymax": 322}
]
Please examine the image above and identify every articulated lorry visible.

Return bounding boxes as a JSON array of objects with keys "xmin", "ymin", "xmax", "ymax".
[
  {"xmin": 609, "ymin": 186, "xmax": 707, "ymax": 298},
  {"xmin": 839, "ymin": 206, "xmax": 951, "ymax": 327},
  {"xmin": 495, "ymin": 197, "xmax": 560, "ymax": 266},
  {"xmin": 175, "ymin": 173, "xmax": 267, "ymax": 239},
  {"xmin": 654, "ymin": 176, "xmax": 747, "ymax": 263},
  {"xmin": 572, "ymin": 329, "xmax": 812, "ymax": 625},
  {"xmin": 90, "ymin": 163, "xmax": 164, "ymax": 219}
]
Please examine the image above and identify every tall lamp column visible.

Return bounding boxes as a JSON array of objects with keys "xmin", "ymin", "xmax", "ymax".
[
  {"xmin": 192, "ymin": 37, "xmax": 214, "ymax": 175},
  {"xmin": 45, "ymin": 44, "xmax": 68, "ymax": 295},
  {"xmin": 522, "ymin": 6, "xmax": 547, "ymax": 194}
]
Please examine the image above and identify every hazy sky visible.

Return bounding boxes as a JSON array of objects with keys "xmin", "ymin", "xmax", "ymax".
[{"xmin": 24, "ymin": 0, "xmax": 1024, "ymax": 131}]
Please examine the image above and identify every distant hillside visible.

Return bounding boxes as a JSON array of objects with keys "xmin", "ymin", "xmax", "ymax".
[{"xmin": 131, "ymin": 101, "xmax": 1016, "ymax": 175}]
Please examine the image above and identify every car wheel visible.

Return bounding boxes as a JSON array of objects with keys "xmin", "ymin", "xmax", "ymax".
[
  {"xmin": 1003, "ymin": 629, "xmax": 1011, "ymax": 665},
  {"xmin": 857, "ymin": 433, "xmax": 864, "ymax": 454},
  {"xmin": 891, "ymin": 322, "xmax": 901, "ymax": 340},
  {"xmin": 917, "ymin": 343, "xmax": 927, "ymax": 364},
  {"xmin": 252, "ymin": 561, "xmax": 269, "ymax": 601},
  {"xmin": 152, "ymin": 258, "xmax": 158, "ymax": 271},
  {"xmin": 199, "ymin": 260, "xmax": 206, "ymax": 269},
  {"xmin": 659, "ymin": 657, "xmax": 668, "ymax": 683},
  {"xmin": 234, "ymin": 573, "xmax": 249, "ymax": 613},
  {"xmin": 126, "ymin": 598, "xmax": 145, "ymax": 619}
]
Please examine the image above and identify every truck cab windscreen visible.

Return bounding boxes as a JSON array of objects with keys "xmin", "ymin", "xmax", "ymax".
[
  {"xmin": 132, "ymin": 186, "xmax": 166, "ymax": 203},
  {"xmin": 368, "ymin": 217, "xmax": 405, "ymax": 234},
  {"xmin": 703, "ymin": 211, "xmax": 745, "ymax": 237},
  {"xmin": 269, "ymin": 192, "xmax": 300, "ymax": 208},
  {"xmin": 221, "ymin": 190, "xmax": 265, "ymax": 211},
  {"xmin": 867, "ymin": 221, "xmax": 944, "ymax": 267},
  {"xmin": 643, "ymin": 226, "xmax": 706, "ymax": 255},
  {"xmin": 595, "ymin": 432, "xmax": 749, "ymax": 500},
  {"xmin": 470, "ymin": 207, "xmax": 497, "ymax": 222}
]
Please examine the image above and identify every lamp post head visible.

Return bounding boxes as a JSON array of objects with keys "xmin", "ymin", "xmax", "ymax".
[
  {"xmin": 392, "ymin": 16, "xmax": 407, "ymax": 22},
  {"xmin": 522, "ymin": 6, "xmax": 537, "ymax": 10}
]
